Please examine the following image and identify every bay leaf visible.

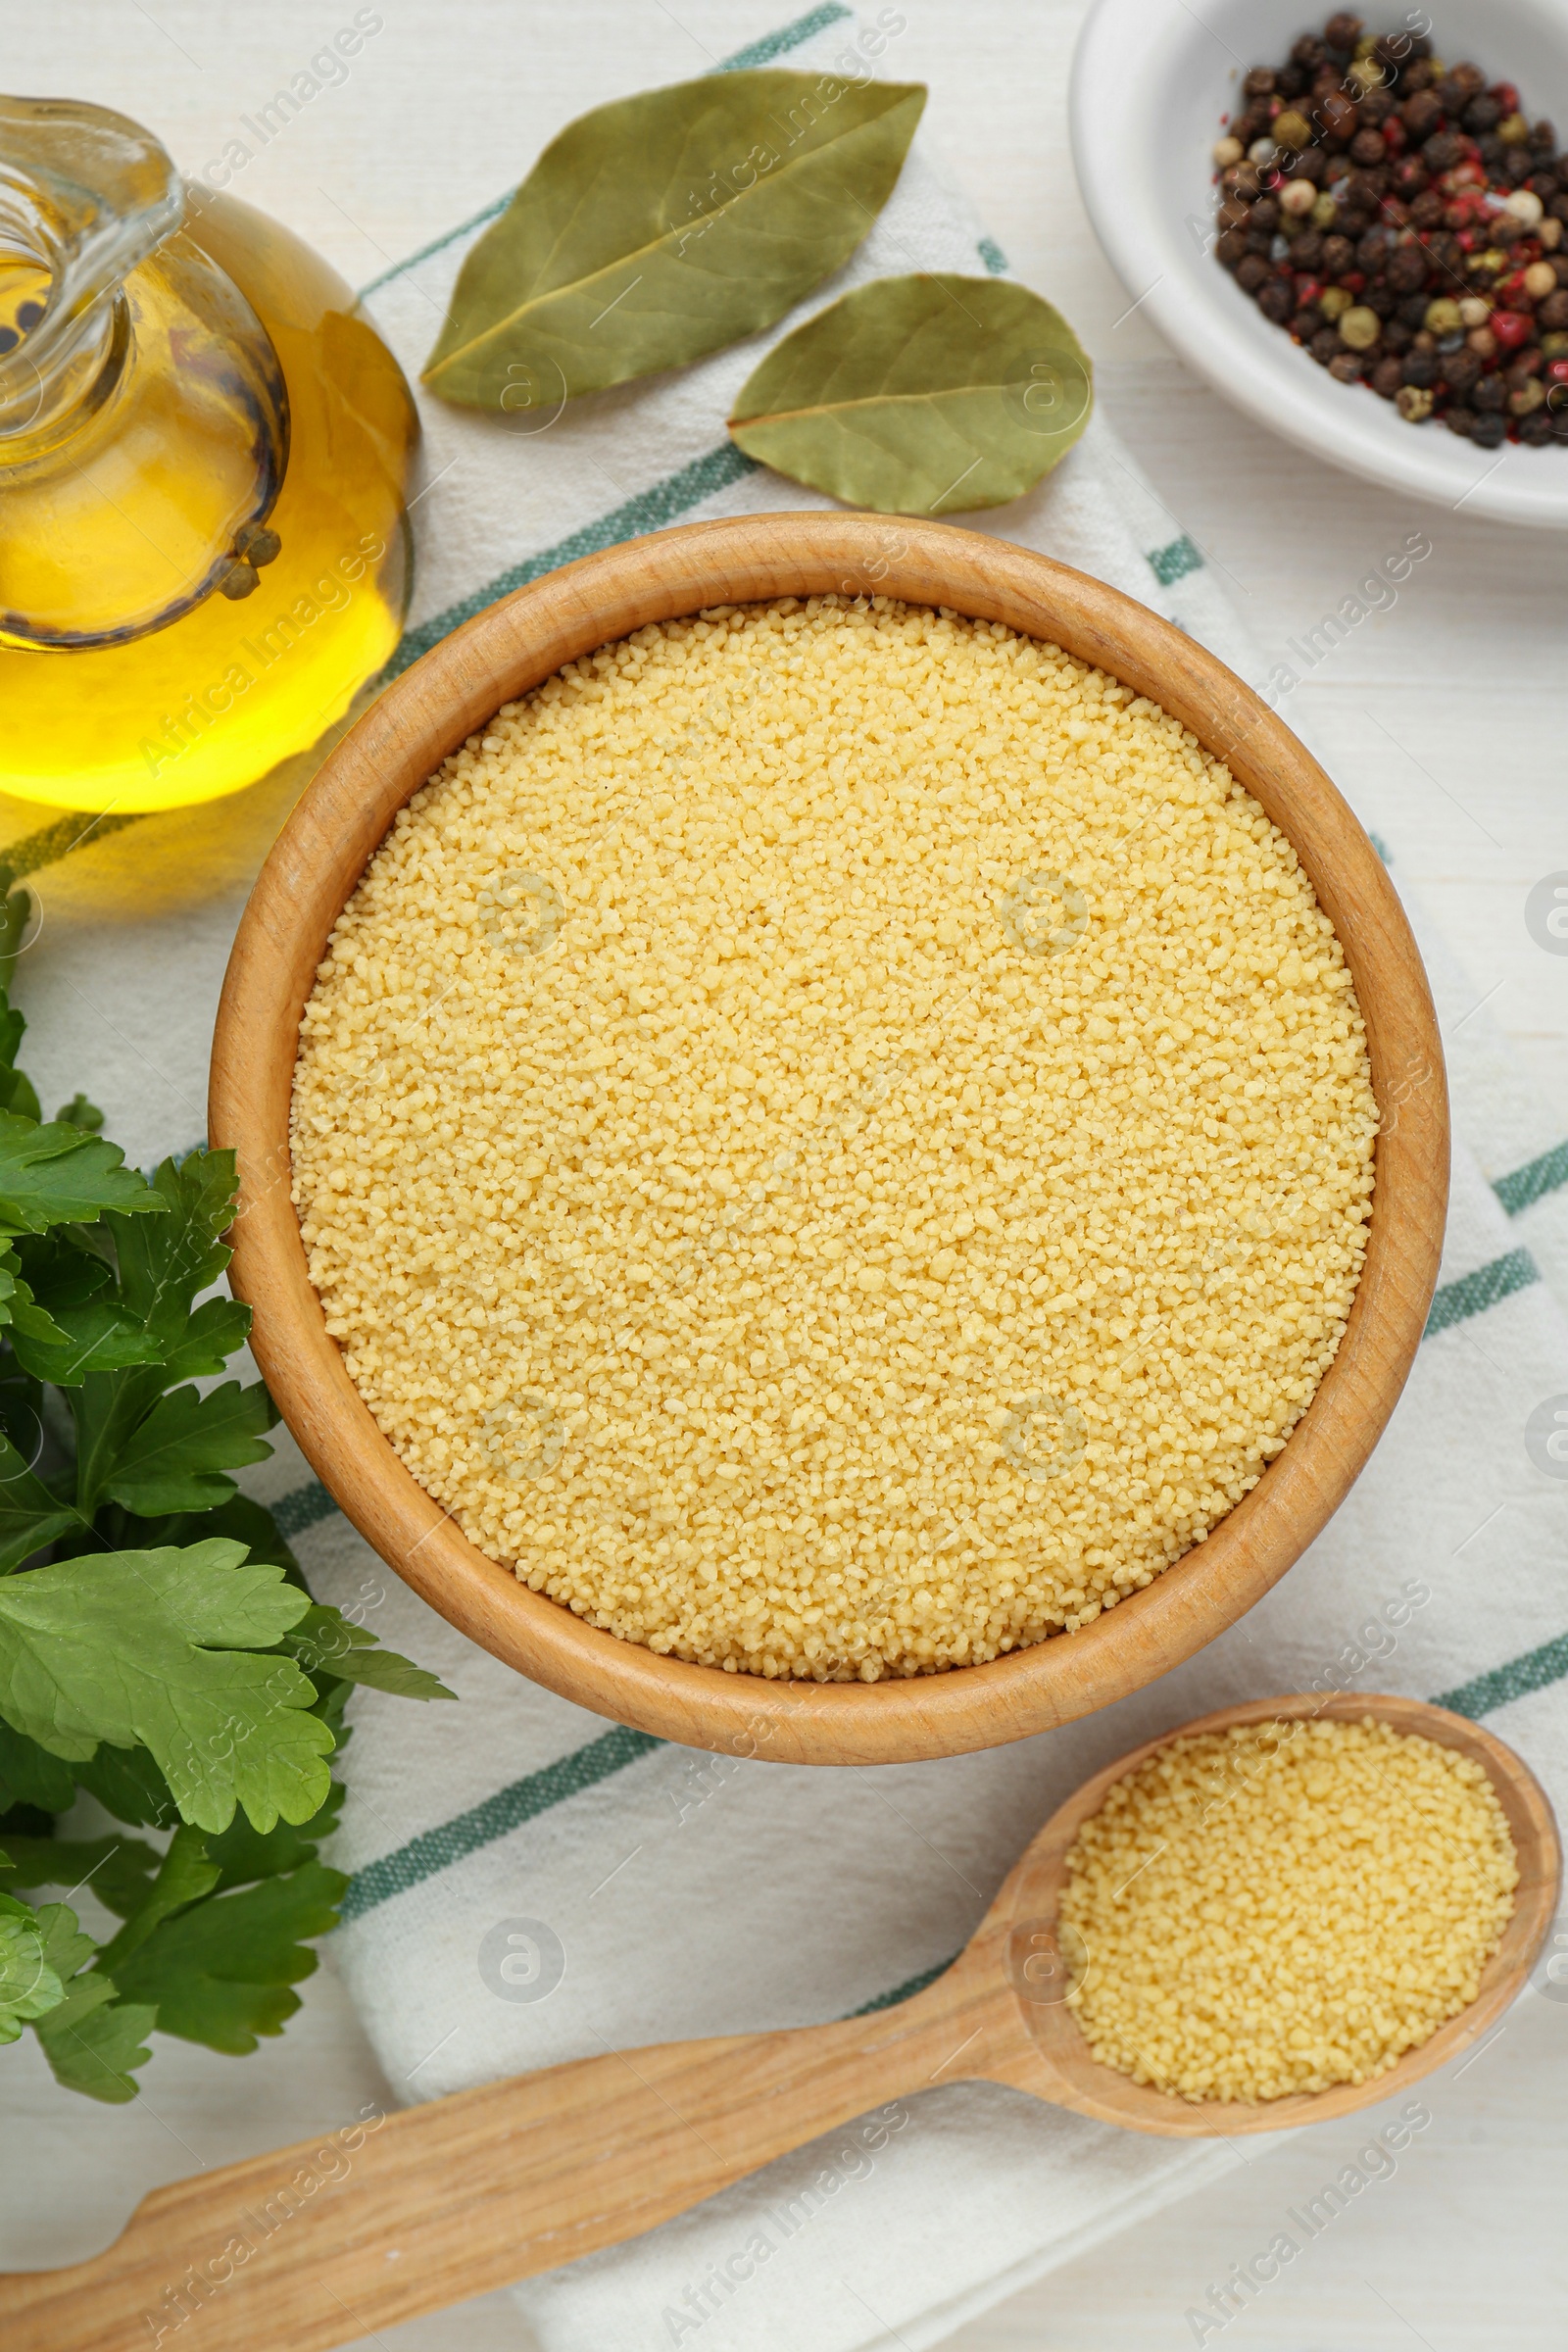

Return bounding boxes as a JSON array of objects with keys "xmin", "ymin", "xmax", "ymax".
[
  {"xmin": 422, "ymin": 70, "xmax": 926, "ymax": 411},
  {"xmin": 726, "ymin": 273, "xmax": 1094, "ymax": 514}
]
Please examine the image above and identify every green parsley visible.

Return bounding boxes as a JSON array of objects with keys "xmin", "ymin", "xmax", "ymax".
[{"xmin": 0, "ymin": 868, "xmax": 453, "ymax": 2102}]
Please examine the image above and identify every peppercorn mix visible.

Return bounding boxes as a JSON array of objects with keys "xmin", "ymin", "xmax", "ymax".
[
  {"xmin": 291, "ymin": 597, "xmax": 1377, "ymax": 1682},
  {"xmin": 1214, "ymin": 13, "xmax": 1568, "ymax": 446}
]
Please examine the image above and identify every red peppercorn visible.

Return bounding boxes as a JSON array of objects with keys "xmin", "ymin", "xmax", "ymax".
[
  {"xmin": 1494, "ymin": 83, "xmax": 1520, "ymax": 115},
  {"xmin": 1491, "ymin": 310, "xmax": 1533, "ymax": 349},
  {"xmin": 1547, "ymin": 358, "xmax": 1568, "ymax": 385}
]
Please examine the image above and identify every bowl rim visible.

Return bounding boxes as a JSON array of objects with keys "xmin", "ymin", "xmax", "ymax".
[
  {"xmin": 1069, "ymin": 0, "xmax": 1568, "ymax": 530},
  {"xmin": 210, "ymin": 511, "xmax": 1448, "ymax": 1766}
]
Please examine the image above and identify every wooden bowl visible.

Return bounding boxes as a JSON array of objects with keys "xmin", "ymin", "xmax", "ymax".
[{"xmin": 210, "ymin": 513, "xmax": 1448, "ymax": 1765}]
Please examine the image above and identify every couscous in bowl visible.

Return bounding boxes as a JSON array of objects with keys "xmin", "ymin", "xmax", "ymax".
[{"xmin": 211, "ymin": 514, "xmax": 1446, "ymax": 1764}]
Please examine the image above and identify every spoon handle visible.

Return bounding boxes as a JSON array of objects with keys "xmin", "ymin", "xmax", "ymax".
[{"xmin": 0, "ymin": 1964, "xmax": 1023, "ymax": 2352}]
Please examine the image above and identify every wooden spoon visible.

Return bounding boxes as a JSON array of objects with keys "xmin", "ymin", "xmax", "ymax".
[{"xmin": 3, "ymin": 1692, "xmax": 1555, "ymax": 2352}]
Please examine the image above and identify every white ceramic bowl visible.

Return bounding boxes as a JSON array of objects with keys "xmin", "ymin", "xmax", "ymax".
[{"xmin": 1070, "ymin": 0, "xmax": 1568, "ymax": 528}]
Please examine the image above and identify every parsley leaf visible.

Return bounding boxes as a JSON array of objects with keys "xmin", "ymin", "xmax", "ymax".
[
  {"xmin": 0, "ymin": 1541, "xmax": 332, "ymax": 1833},
  {"xmin": 284, "ymin": 1604, "xmax": 459, "ymax": 1702},
  {"xmin": 98, "ymin": 1380, "xmax": 279, "ymax": 1517},
  {"xmin": 33, "ymin": 1964, "xmax": 157, "ymax": 2101},
  {"xmin": 204, "ymin": 1777, "xmax": 345, "ymax": 1891},
  {"xmin": 0, "ymin": 1891, "xmax": 65, "ymax": 2037},
  {"xmin": 0, "ymin": 1836, "xmax": 162, "ymax": 1918},
  {"xmin": 0, "ymin": 1716, "xmax": 77, "ymax": 1812},
  {"xmin": 107, "ymin": 1859, "xmax": 346, "ymax": 2053},
  {"xmin": 0, "ymin": 1113, "xmax": 164, "ymax": 1239}
]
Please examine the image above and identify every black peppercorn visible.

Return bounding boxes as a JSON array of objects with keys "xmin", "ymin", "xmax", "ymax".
[
  {"xmin": 1470, "ymin": 409, "xmax": 1508, "ymax": 448},
  {"xmin": 1350, "ymin": 127, "xmax": 1387, "ymax": 165},
  {"xmin": 1388, "ymin": 244, "xmax": 1429, "ymax": 292},
  {"xmin": 1424, "ymin": 130, "xmax": 1467, "ymax": 171},
  {"xmin": 1215, "ymin": 227, "xmax": 1250, "ymax": 270},
  {"xmin": 1504, "ymin": 146, "xmax": 1534, "ymax": 184},
  {"xmin": 1290, "ymin": 308, "xmax": 1325, "ymax": 339},
  {"xmin": 1519, "ymin": 411, "xmax": 1556, "ymax": 443},
  {"xmin": 1383, "ymin": 317, "xmax": 1415, "ymax": 352},
  {"xmin": 1371, "ymin": 354, "xmax": 1405, "ymax": 397},
  {"xmin": 1256, "ymin": 278, "xmax": 1297, "ymax": 323},
  {"xmin": 1401, "ymin": 90, "xmax": 1446, "ymax": 140},
  {"xmin": 1446, "ymin": 404, "xmax": 1477, "ymax": 435},
  {"xmin": 1396, "ymin": 291, "xmax": 1431, "ymax": 326},
  {"xmin": 1539, "ymin": 288, "xmax": 1568, "ymax": 330},
  {"xmin": 1310, "ymin": 325, "xmax": 1344, "ymax": 365},
  {"xmin": 1328, "ymin": 350, "xmax": 1365, "ymax": 381},
  {"xmin": 1360, "ymin": 87, "xmax": 1396, "ymax": 126},
  {"xmin": 1441, "ymin": 347, "xmax": 1484, "ymax": 397},
  {"xmin": 1291, "ymin": 229, "xmax": 1326, "ymax": 270},
  {"xmin": 1277, "ymin": 63, "xmax": 1308, "ymax": 99},
  {"xmin": 1531, "ymin": 118, "xmax": 1556, "ymax": 152},
  {"xmin": 1236, "ymin": 254, "xmax": 1272, "ymax": 292},
  {"xmin": 1464, "ymin": 93, "xmax": 1501, "ymax": 133},
  {"xmin": 1321, "ymin": 233, "xmax": 1355, "ymax": 276},
  {"xmin": 1401, "ymin": 350, "xmax": 1438, "ymax": 387},
  {"xmin": 1251, "ymin": 196, "xmax": 1281, "ymax": 231}
]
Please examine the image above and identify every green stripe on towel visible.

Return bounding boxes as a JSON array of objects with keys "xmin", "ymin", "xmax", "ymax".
[
  {"xmin": 338, "ymin": 1722, "xmax": 665, "ymax": 1923},
  {"xmin": 356, "ymin": 3, "xmax": 853, "ymax": 300},
  {"xmin": 270, "ymin": 1480, "xmax": 340, "ymax": 1542},
  {"xmin": 1147, "ymin": 534, "xmax": 1204, "ymax": 588},
  {"xmin": 1493, "ymin": 1139, "xmax": 1568, "ymax": 1220},
  {"xmin": 720, "ymin": 0, "xmax": 851, "ymax": 69},
  {"xmin": 1432, "ymin": 1630, "xmax": 1568, "ymax": 1723},
  {"xmin": 848, "ymin": 1953, "xmax": 960, "ymax": 2016},
  {"xmin": 382, "ymin": 441, "xmax": 759, "ymax": 681},
  {"xmin": 1424, "ymin": 1246, "xmax": 1540, "ymax": 1338}
]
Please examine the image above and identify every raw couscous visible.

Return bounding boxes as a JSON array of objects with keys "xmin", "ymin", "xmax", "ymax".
[
  {"xmin": 1059, "ymin": 1716, "xmax": 1519, "ymax": 2100},
  {"xmin": 290, "ymin": 596, "xmax": 1377, "ymax": 1682}
]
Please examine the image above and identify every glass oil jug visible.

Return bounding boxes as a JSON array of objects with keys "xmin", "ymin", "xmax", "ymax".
[{"xmin": 0, "ymin": 96, "xmax": 416, "ymax": 813}]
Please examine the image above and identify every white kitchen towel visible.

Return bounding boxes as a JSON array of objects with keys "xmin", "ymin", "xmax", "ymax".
[
  {"xmin": 12, "ymin": 7, "xmax": 1568, "ymax": 2350},
  {"xmin": 230, "ymin": 10, "xmax": 1568, "ymax": 2350}
]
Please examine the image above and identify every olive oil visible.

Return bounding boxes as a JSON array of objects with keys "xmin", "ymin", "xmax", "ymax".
[{"xmin": 0, "ymin": 175, "xmax": 416, "ymax": 813}]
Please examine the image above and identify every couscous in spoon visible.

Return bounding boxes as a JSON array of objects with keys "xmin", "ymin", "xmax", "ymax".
[{"xmin": 1, "ymin": 1690, "xmax": 1555, "ymax": 2352}]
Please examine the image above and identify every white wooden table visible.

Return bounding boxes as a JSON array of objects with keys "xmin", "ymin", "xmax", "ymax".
[{"xmin": 5, "ymin": 5, "xmax": 1567, "ymax": 2347}]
